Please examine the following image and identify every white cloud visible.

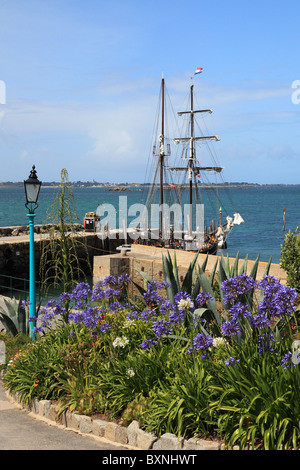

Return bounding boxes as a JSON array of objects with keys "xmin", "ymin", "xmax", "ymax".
[{"xmin": 0, "ymin": 75, "xmax": 297, "ymax": 182}]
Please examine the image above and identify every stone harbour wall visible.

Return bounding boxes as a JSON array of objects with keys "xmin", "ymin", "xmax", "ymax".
[{"xmin": 0, "ymin": 226, "xmax": 107, "ymax": 281}]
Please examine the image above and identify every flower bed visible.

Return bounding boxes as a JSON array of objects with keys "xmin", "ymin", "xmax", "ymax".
[{"xmin": 2, "ymin": 267, "xmax": 300, "ymax": 450}]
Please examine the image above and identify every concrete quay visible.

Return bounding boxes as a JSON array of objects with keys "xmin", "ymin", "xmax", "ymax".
[{"xmin": 93, "ymin": 244, "xmax": 287, "ymax": 293}]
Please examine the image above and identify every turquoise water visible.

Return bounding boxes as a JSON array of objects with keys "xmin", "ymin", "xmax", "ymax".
[{"xmin": 1, "ymin": 185, "xmax": 299, "ymax": 264}]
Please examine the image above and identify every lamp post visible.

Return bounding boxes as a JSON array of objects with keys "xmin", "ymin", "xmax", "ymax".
[{"xmin": 24, "ymin": 165, "xmax": 42, "ymax": 340}]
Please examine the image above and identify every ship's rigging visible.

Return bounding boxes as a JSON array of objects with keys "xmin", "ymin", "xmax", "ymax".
[{"xmin": 135, "ymin": 72, "xmax": 244, "ymax": 253}]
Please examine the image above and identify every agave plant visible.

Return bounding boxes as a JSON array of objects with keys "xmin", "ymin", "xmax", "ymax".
[{"xmin": 0, "ymin": 297, "xmax": 30, "ymax": 336}]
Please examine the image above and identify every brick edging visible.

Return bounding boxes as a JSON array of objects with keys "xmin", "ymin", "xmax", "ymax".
[{"xmin": 4, "ymin": 387, "xmax": 224, "ymax": 450}]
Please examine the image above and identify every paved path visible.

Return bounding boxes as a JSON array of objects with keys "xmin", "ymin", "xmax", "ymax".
[{"xmin": 0, "ymin": 381, "xmax": 130, "ymax": 450}]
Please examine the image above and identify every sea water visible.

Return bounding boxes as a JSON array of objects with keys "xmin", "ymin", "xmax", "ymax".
[{"xmin": 1, "ymin": 184, "xmax": 299, "ymax": 264}]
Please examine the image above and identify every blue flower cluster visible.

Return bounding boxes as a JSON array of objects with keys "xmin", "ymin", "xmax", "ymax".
[
  {"xmin": 34, "ymin": 275, "xmax": 131, "ymax": 336},
  {"xmin": 221, "ymin": 273, "xmax": 257, "ymax": 305},
  {"xmin": 220, "ymin": 274, "xmax": 298, "ymax": 357},
  {"xmin": 138, "ymin": 287, "xmax": 214, "ymax": 352},
  {"xmin": 31, "ymin": 272, "xmax": 298, "ymax": 371},
  {"xmin": 281, "ymin": 351, "xmax": 296, "ymax": 369}
]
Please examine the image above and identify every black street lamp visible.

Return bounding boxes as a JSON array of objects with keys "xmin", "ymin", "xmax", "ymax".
[{"xmin": 24, "ymin": 165, "xmax": 42, "ymax": 214}]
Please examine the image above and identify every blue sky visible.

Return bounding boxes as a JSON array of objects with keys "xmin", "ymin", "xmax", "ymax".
[{"xmin": 0, "ymin": 0, "xmax": 300, "ymax": 184}]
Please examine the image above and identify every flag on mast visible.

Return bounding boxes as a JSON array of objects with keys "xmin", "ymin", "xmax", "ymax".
[{"xmin": 194, "ymin": 67, "xmax": 203, "ymax": 75}]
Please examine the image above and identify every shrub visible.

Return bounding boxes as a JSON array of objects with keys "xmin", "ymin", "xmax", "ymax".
[{"xmin": 280, "ymin": 227, "xmax": 300, "ymax": 291}]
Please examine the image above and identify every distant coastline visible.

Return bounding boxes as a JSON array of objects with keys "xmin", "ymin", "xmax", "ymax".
[{"xmin": 0, "ymin": 181, "xmax": 300, "ymax": 189}]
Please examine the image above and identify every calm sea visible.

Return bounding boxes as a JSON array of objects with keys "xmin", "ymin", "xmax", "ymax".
[{"xmin": 1, "ymin": 184, "xmax": 299, "ymax": 264}]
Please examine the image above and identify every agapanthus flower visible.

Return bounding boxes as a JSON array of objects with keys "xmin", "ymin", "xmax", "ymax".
[
  {"xmin": 80, "ymin": 307, "xmax": 104, "ymax": 330},
  {"xmin": 257, "ymin": 275, "xmax": 281, "ymax": 291},
  {"xmin": 221, "ymin": 320, "xmax": 242, "ymax": 337},
  {"xmin": 258, "ymin": 283, "xmax": 298, "ymax": 318},
  {"xmin": 174, "ymin": 292, "xmax": 195, "ymax": 315},
  {"xmin": 212, "ymin": 337, "xmax": 229, "ymax": 348},
  {"xmin": 228, "ymin": 302, "xmax": 252, "ymax": 321},
  {"xmin": 91, "ymin": 285, "xmax": 105, "ymax": 302},
  {"xmin": 140, "ymin": 338, "xmax": 158, "ymax": 351},
  {"xmin": 169, "ymin": 310, "xmax": 185, "ymax": 324},
  {"xmin": 185, "ymin": 346, "xmax": 194, "ymax": 354},
  {"xmin": 257, "ymin": 332, "xmax": 274, "ymax": 354},
  {"xmin": 193, "ymin": 333, "xmax": 213, "ymax": 350},
  {"xmin": 140, "ymin": 307, "xmax": 157, "ymax": 321},
  {"xmin": 281, "ymin": 351, "xmax": 296, "ymax": 369},
  {"xmin": 112, "ymin": 335, "xmax": 129, "ymax": 348},
  {"xmin": 250, "ymin": 312, "xmax": 270, "ymax": 329},
  {"xmin": 160, "ymin": 300, "xmax": 176, "ymax": 315},
  {"xmin": 196, "ymin": 292, "xmax": 214, "ymax": 306},
  {"xmin": 102, "ymin": 275, "xmax": 118, "ymax": 286},
  {"xmin": 152, "ymin": 319, "xmax": 172, "ymax": 339},
  {"xmin": 177, "ymin": 297, "xmax": 195, "ymax": 312},
  {"xmin": 45, "ymin": 299, "xmax": 66, "ymax": 315},
  {"xmin": 107, "ymin": 300, "xmax": 123, "ymax": 311},
  {"xmin": 221, "ymin": 274, "xmax": 257, "ymax": 305},
  {"xmin": 104, "ymin": 287, "xmax": 121, "ymax": 299},
  {"xmin": 71, "ymin": 282, "xmax": 91, "ymax": 308},
  {"xmin": 33, "ymin": 326, "xmax": 44, "ymax": 334},
  {"xmin": 99, "ymin": 322, "xmax": 111, "ymax": 334},
  {"xmin": 60, "ymin": 292, "xmax": 73, "ymax": 303},
  {"xmin": 68, "ymin": 310, "xmax": 85, "ymax": 324},
  {"xmin": 142, "ymin": 281, "xmax": 165, "ymax": 305},
  {"xmin": 117, "ymin": 274, "xmax": 131, "ymax": 288},
  {"xmin": 174, "ymin": 291, "xmax": 192, "ymax": 303},
  {"xmin": 126, "ymin": 310, "xmax": 140, "ymax": 321}
]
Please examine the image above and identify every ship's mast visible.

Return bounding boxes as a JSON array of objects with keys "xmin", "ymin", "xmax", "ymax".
[
  {"xmin": 189, "ymin": 78, "xmax": 194, "ymax": 206},
  {"xmin": 159, "ymin": 73, "xmax": 165, "ymax": 238},
  {"xmin": 171, "ymin": 77, "xmax": 221, "ymax": 234}
]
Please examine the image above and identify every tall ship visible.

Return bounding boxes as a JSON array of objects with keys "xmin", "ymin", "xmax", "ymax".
[{"xmin": 132, "ymin": 71, "xmax": 244, "ymax": 254}]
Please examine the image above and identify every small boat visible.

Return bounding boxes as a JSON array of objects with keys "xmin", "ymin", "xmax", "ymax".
[{"xmin": 83, "ymin": 212, "xmax": 100, "ymax": 231}]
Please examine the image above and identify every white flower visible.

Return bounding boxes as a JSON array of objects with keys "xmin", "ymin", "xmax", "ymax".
[
  {"xmin": 126, "ymin": 368, "xmax": 135, "ymax": 377},
  {"xmin": 177, "ymin": 298, "xmax": 194, "ymax": 311},
  {"xmin": 122, "ymin": 319, "xmax": 135, "ymax": 328},
  {"xmin": 213, "ymin": 337, "xmax": 228, "ymax": 348},
  {"xmin": 112, "ymin": 335, "xmax": 129, "ymax": 348}
]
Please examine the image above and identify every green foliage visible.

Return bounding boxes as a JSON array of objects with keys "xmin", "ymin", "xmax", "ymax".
[
  {"xmin": 143, "ymin": 355, "xmax": 217, "ymax": 438},
  {"xmin": 121, "ymin": 395, "xmax": 149, "ymax": 427},
  {"xmin": 40, "ymin": 168, "xmax": 91, "ymax": 299},
  {"xmin": 0, "ymin": 298, "xmax": 29, "ymax": 337},
  {"xmin": 0, "ymin": 331, "xmax": 31, "ymax": 368},
  {"xmin": 211, "ymin": 338, "xmax": 300, "ymax": 450},
  {"xmin": 280, "ymin": 227, "xmax": 300, "ymax": 291}
]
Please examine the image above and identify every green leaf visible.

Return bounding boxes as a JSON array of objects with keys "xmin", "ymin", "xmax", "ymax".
[
  {"xmin": 208, "ymin": 257, "xmax": 219, "ymax": 288},
  {"xmin": 181, "ymin": 251, "xmax": 199, "ymax": 294},
  {"xmin": 196, "ymin": 266, "xmax": 221, "ymax": 327},
  {"xmin": 162, "ymin": 253, "xmax": 179, "ymax": 302},
  {"xmin": 238, "ymin": 254, "xmax": 248, "ymax": 275},
  {"xmin": 230, "ymin": 251, "xmax": 239, "ymax": 277},
  {"xmin": 0, "ymin": 312, "xmax": 18, "ymax": 336},
  {"xmin": 249, "ymin": 255, "xmax": 260, "ymax": 281},
  {"xmin": 172, "ymin": 251, "xmax": 180, "ymax": 292}
]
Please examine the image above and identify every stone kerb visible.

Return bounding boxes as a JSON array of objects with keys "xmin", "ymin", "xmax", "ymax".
[{"xmin": 4, "ymin": 387, "xmax": 225, "ymax": 450}]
